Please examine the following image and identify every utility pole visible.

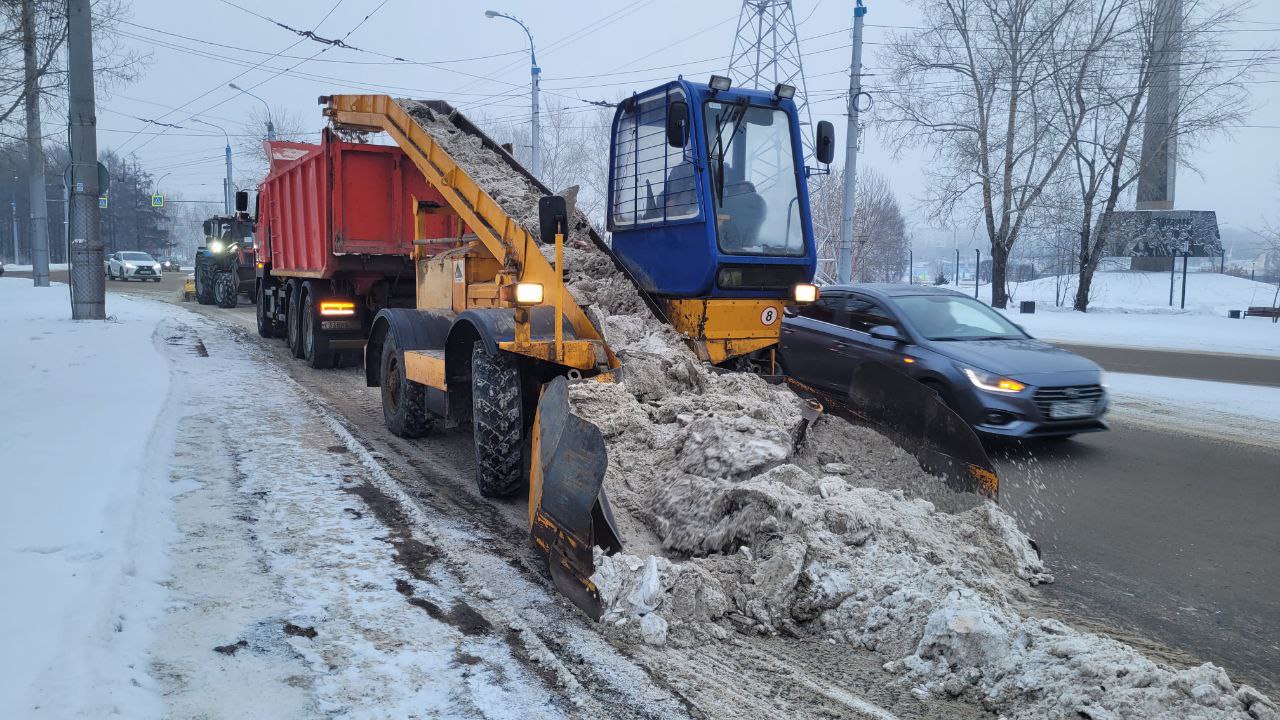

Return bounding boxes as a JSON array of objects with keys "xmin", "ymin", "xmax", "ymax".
[
  {"xmin": 67, "ymin": 0, "xmax": 103, "ymax": 319},
  {"xmin": 194, "ymin": 119, "xmax": 233, "ymax": 213},
  {"xmin": 22, "ymin": 0, "xmax": 50, "ymax": 286},
  {"xmin": 837, "ymin": 0, "xmax": 867, "ymax": 284},
  {"xmin": 11, "ymin": 178, "xmax": 19, "ymax": 265}
]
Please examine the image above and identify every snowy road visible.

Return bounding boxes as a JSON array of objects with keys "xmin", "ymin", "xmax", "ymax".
[{"xmin": 7, "ymin": 277, "xmax": 1277, "ymax": 718}]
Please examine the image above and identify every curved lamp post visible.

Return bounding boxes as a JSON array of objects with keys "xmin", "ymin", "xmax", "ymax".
[
  {"xmin": 484, "ymin": 10, "xmax": 540, "ymax": 178},
  {"xmin": 228, "ymin": 82, "xmax": 276, "ymax": 141}
]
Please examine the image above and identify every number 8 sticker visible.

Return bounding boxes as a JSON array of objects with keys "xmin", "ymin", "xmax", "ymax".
[{"xmin": 760, "ymin": 306, "xmax": 779, "ymax": 326}]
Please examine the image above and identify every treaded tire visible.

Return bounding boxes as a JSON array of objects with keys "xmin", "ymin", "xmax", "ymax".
[
  {"xmin": 256, "ymin": 283, "xmax": 278, "ymax": 338},
  {"xmin": 286, "ymin": 285, "xmax": 305, "ymax": 359},
  {"xmin": 195, "ymin": 261, "xmax": 215, "ymax": 305},
  {"xmin": 471, "ymin": 345, "xmax": 523, "ymax": 498},
  {"xmin": 214, "ymin": 271, "xmax": 238, "ymax": 308},
  {"xmin": 380, "ymin": 332, "xmax": 430, "ymax": 438},
  {"xmin": 302, "ymin": 293, "xmax": 333, "ymax": 369}
]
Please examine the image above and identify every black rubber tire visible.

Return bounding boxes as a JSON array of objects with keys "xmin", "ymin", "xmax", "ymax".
[
  {"xmin": 379, "ymin": 332, "xmax": 430, "ymax": 438},
  {"xmin": 470, "ymin": 345, "xmax": 524, "ymax": 498},
  {"xmin": 302, "ymin": 293, "xmax": 333, "ymax": 369},
  {"xmin": 286, "ymin": 284, "xmax": 305, "ymax": 359},
  {"xmin": 256, "ymin": 283, "xmax": 278, "ymax": 338},
  {"xmin": 195, "ymin": 262, "xmax": 215, "ymax": 305},
  {"xmin": 214, "ymin": 271, "xmax": 238, "ymax": 308}
]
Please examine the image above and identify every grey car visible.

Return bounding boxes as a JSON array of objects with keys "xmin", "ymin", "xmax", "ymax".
[{"xmin": 779, "ymin": 284, "xmax": 1109, "ymax": 440}]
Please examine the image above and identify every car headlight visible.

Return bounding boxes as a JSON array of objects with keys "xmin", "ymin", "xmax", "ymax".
[
  {"xmin": 1099, "ymin": 370, "xmax": 1108, "ymax": 389},
  {"xmin": 124, "ymin": 262, "xmax": 135, "ymax": 269},
  {"xmin": 962, "ymin": 367, "xmax": 1026, "ymax": 394},
  {"xmin": 208, "ymin": 240, "xmax": 225, "ymax": 253}
]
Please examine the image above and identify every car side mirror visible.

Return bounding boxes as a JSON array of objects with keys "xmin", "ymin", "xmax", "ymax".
[
  {"xmin": 815, "ymin": 120, "xmax": 835, "ymax": 165},
  {"xmin": 666, "ymin": 100, "xmax": 689, "ymax": 148},
  {"xmin": 869, "ymin": 324, "xmax": 905, "ymax": 343}
]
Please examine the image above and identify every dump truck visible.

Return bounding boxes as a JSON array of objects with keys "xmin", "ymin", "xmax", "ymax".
[
  {"xmin": 253, "ymin": 134, "xmax": 463, "ymax": 368},
  {"xmin": 305, "ymin": 81, "xmax": 998, "ymax": 619},
  {"xmin": 195, "ymin": 214, "xmax": 256, "ymax": 308}
]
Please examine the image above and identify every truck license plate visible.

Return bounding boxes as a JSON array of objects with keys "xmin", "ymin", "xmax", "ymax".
[
  {"xmin": 1050, "ymin": 400, "xmax": 1093, "ymax": 419},
  {"xmin": 321, "ymin": 320, "xmax": 360, "ymax": 331}
]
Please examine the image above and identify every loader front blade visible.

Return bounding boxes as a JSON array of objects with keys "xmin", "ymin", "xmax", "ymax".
[
  {"xmin": 528, "ymin": 376, "xmax": 622, "ymax": 620},
  {"xmin": 785, "ymin": 361, "xmax": 999, "ymax": 500}
]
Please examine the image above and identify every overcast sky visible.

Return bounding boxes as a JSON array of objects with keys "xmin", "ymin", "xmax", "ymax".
[{"xmin": 103, "ymin": 0, "xmax": 1279, "ymax": 244}]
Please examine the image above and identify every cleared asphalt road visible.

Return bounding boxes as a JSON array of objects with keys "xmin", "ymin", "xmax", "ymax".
[
  {"xmin": 14, "ymin": 273, "xmax": 1273, "ymax": 696},
  {"xmin": 1055, "ymin": 342, "xmax": 1280, "ymax": 387},
  {"xmin": 994, "ymin": 424, "xmax": 1279, "ymax": 696}
]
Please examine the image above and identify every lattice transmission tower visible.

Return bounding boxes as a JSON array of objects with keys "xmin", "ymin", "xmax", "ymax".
[{"xmin": 727, "ymin": 0, "xmax": 840, "ymax": 282}]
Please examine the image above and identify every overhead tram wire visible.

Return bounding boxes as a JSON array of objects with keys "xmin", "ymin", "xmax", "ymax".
[
  {"xmin": 113, "ymin": 0, "xmax": 347, "ymax": 156},
  {"xmin": 119, "ymin": 19, "xmax": 527, "ymax": 67}
]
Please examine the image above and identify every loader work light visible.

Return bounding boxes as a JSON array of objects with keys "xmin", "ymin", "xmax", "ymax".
[
  {"xmin": 319, "ymin": 300, "xmax": 357, "ymax": 317},
  {"xmin": 792, "ymin": 283, "xmax": 819, "ymax": 304},
  {"xmin": 774, "ymin": 83, "xmax": 796, "ymax": 100},
  {"xmin": 502, "ymin": 281, "xmax": 544, "ymax": 307},
  {"xmin": 208, "ymin": 240, "xmax": 225, "ymax": 253},
  {"xmin": 709, "ymin": 75, "xmax": 732, "ymax": 92}
]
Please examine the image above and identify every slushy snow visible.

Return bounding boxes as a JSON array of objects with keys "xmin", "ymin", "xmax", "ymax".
[{"xmin": 389, "ymin": 106, "xmax": 1280, "ymax": 720}]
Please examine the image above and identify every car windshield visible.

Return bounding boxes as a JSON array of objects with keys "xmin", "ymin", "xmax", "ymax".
[
  {"xmin": 703, "ymin": 101, "xmax": 804, "ymax": 257},
  {"xmin": 893, "ymin": 294, "xmax": 1025, "ymax": 341},
  {"xmin": 122, "ymin": 252, "xmax": 154, "ymax": 261}
]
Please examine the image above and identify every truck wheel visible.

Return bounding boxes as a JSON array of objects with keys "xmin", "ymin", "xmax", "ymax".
[
  {"xmin": 380, "ymin": 332, "xmax": 430, "ymax": 438},
  {"xmin": 286, "ymin": 285, "xmax": 305, "ymax": 359},
  {"xmin": 302, "ymin": 293, "xmax": 333, "ymax": 369},
  {"xmin": 471, "ymin": 345, "xmax": 523, "ymax": 498},
  {"xmin": 195, "ymin": 262, "xmax": 215, "ymax": 305},
  {"xmin": 214, "ymin": 271, "xmax": 238, "ymax": 308},
  {"xmin": 256, "ymin": 284, "xmax": 278, "ymax": 338}
]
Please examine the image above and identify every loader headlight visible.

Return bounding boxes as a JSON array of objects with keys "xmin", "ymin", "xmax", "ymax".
[
  {"xmin": 792, "ymin": 283, "xmax": 819, "ymax": 304},
  {"xmin": 502, "ymin": 281, "xmax": 544, "ymax": 307},
  {"xmin": 208, "ymin": 240, "xmax": 225, "ymax": 253},
  {"xmin": 962, "ymin": 367, "xmax": 1026, "ymax": 394}
]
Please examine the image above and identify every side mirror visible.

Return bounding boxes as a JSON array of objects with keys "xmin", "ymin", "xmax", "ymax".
[
  {"xmin": 666, "ymin": 100, "xmax": 689, "ymax": 148},
  {"xmin": 815, "ymin": 120, "xmax": 835, "ymax": 165},
  {"xmin": 869, "ymin": 324, "xmax": 905, "ymax": 343},
  {"xmin": 235, "ymin": 190, "xmax": 249, "ymax": 213},
  {"xmin": 539, "ymin": 195, "xmax": 568, "ymax": 245}
]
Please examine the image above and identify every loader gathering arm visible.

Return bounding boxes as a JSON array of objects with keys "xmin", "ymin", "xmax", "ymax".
[{"xmin": 324, "ymin": 94, "xmax": 613, "ymax": 371}]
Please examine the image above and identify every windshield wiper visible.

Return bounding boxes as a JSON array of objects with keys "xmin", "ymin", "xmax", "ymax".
[{"xmin": 710, "ymin": 101, "xmax": 748, "ymax": 206}]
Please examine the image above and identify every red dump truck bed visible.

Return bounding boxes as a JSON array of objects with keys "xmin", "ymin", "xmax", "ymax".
[{"xmin": 258, "ymin": 130, "xmax": 454, "ymax": 277}]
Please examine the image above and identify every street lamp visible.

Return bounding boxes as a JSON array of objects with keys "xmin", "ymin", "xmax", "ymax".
[
  {"xmin": 193, "ymin": 118, "xmax": 233, "ymax": 214},
  {"xmin": 484, "ymin": 10, "xmax": 540, "ymax": 178},
  {"xmin": 228, "ymin": 82, "xmax": 276, "ymax": 141}
]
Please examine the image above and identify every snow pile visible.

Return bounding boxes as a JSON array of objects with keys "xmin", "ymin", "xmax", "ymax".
[{"xmin": 393, "ymin": 105, "xmax": 1277, "ymax": 720}]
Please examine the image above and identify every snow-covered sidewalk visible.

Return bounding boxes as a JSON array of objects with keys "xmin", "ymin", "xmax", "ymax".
[
  {"xmin": 0, "ymin": 279, "xmax": 565, "ymax": 718},
  {"xmin": 1007, "ymin": 310, "xmax": 1280, "ymax": 358}
]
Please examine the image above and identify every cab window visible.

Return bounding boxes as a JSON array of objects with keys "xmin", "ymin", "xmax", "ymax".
[{"xmin": 611, "ymin": 87, "xmax": 698, "ymax": 228}]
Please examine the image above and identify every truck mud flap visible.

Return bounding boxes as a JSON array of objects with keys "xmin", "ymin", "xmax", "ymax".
[
  {"xmin": 528, "ymin": 376, "xmax": 622, "ymax": 620},
  {"xmin": 783, "ymin": 362, "xmax": 999, "ymax": 501}
]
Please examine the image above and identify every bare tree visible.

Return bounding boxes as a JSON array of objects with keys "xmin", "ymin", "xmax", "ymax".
[
  {"xmin": 0, "ymin": 0, "xmax": 143, "ymax": 140},
  {"xmin": 1060, "ymin": 0, "xmax": 1263, "ymax": 311},
  {"xmin": 810, "ymin": 167, "xmax": 909, "ymax": 283},
  {"xmin": 235, "ymin": 105, "xmax": 314, "ymax": 188},
  {"xmin": 881, "ymin": 0, "xmax": 1117, "ymax": 307}
]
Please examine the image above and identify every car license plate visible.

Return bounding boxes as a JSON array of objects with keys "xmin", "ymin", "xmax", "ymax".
[{"xmin": 1050, "ymin": 400, "xmax": 1093, "ymax": 419}]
